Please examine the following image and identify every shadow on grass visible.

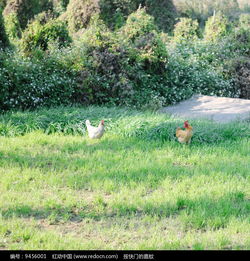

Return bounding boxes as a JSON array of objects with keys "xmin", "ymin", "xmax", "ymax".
[
  {"xmin": 0, "ymin": 132, "xmax": 249, "ymax": 191},
  {"xmin": 1, "ymin": 192, "xmax": 249, "ymax": 230}
]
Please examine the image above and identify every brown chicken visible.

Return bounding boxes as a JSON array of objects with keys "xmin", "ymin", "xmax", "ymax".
[{"xmin": 176, "ymin": 120, "xmax": 193, "ymax": 144}]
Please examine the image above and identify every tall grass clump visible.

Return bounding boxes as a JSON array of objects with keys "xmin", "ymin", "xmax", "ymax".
[{"xmin": 0, "ymin": 106, "xmax": 249, "ymax": 145}]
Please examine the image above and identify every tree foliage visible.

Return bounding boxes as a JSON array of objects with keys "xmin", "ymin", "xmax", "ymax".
[
  {"xmin": 173, "ymin": 17, "xmax": 199, "ymax": 43},
  {"xmin": 3, "ymin": 0, "xmax": 52, "ymax": 29},
  {"xmin": 0, "ymin": 8, "xmax": 9, "ymax": 48},
  {"xmin": 204, "ymin": 11, "xmax": 230, "ymax": 42},
  {"xmin": 21, "ymin": 17, "xmax": 72, "ymax": 54}
]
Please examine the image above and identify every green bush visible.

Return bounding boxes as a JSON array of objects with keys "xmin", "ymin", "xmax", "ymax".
[
  {"xmin": 74, "ymin": 18, "xmax": 137, "ymax": 106},
  {"xmin": 99, "ymin": 0, "xmax": 177, "ymax": 32},
  {"xmin": 223, "ymin": 57, "xmax": 250, "ymax": 99},
  {"xmin": 4, "ymin": 12, "xmax": 22, "ymax": 41},
  {"xmin": 65, "ymin": 0, "xmax": 100, "ymax": 34},
  {"xmin": 231, "ymin": 26, "xmax": 250, "ymax": 55},
  {"xmin": 33, "ymin": 10, "xmax": 56, "ymax": 25},
  {"xmin": 119, "ymin": 8, "xmax": 168, "ymax": 66},
  {"xmin": 0, "ymin": 8, "xmax": 9, "ymax": 48},
  {"xmin": 52, "ymin": 0, "xmax": 70, "ymax": 16},
  {"xmin": 3, "ymin": 0, "xmax": 52, "ymax": 29},
  {"xmin": 165, "ymin": 41, "xmax": 239, "ymax": 104},
  {"xmin": 120, "ymin": 7, "xmax": 157, "ymax": 41},
  {"xmin": 21, "ymin": 17, "xmax": 72, "ymax": 54},
  {"xmin": 0, "ymin": 50, "xmax": 77, "ymax": 110},
  {"xmin": 173, "ymin": 0, "xmax": 239, "ymax": 25},
  {"xmin": 99, "ymin": 0, "xmax": 137, "ymax": 29},
  {"xmin": 0, "ymin": 0, "xmax": 6, "ymax": 9},
  {"xmin": 1, "ymin": 9, "xmax": 170, "ymax": 111},
  {"xmin": 74, "ymin": 9, "xmax": 169, "ymax": 108},
  {"xmin": 0, "ymin": 2, "xmax": 246, "ymax": 111},
  {"xmin": 204, "ymin": 11, "xmax": 230, "ymax": 42},
  {"xmin": 239, "ymin": 13, "xmax": 250, "ymax": 27},
  {"xmin": 0, "ymin": 51, "xmax": 8, "ymax": 107},
  {"xmin": 64, "ymin": 0, "xmax": 177, "ymax": 34},
  {"xmin": 173, "ymin": 17, "xmax": 199, "ymax": 43},
  {"xmin": 141, "ymin": 0, "xmax": 177, "ymax": 32}
]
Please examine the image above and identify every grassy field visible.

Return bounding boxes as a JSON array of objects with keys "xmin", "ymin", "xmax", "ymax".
[{"xmin": 0, "ymin": 106, "xmax": 249, "ymax": 250}]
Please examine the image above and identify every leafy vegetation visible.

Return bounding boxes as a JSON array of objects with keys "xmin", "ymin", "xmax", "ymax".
[
  {"xmin": 204, "ymin": 11, "xmax": 230, "ymax": 42},
  {"xmin": 173, "ymin": 17, "xmax": 199, "ymax": 43},
  {"xmin": 21, "ymin": 18, "xmax": 71, "ymax": 54},
  {"xmin": 173, "ymin": 0, "xmax": 240, "ymax": 25},
  {"xmin": 65, "ymin": 0, "xmax": 100, "ymax": 34},
  {"xmin": 0, "ymin": 0, "xmax": 249, "ymax": 111},
  {"xmin": 64, "ymin": 0, "xmax": 177, "ymax": 33},
  {"xmin": 4, "ymin": 12, "xmax": 22, "ymax": 42},
  {"xmin": 0, "ymin": 7, "xmax": 9, "ymax": 48},
  {"xmin": 0, "ymin": 50, "xmax": 76, "ymax": 110},
  {"xmin": 3, "ymin": 0, "xmax": 52, "ymax": 29}
]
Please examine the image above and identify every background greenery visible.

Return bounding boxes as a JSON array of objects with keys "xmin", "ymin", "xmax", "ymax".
[{"xmin": 0, "ymin": 0, "xmax": 250, "ymax": 111}]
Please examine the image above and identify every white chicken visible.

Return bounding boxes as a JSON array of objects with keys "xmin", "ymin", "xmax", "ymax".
[{"xmin": 85, "ymin": 120, "xmax": 105, "ymax": 139}]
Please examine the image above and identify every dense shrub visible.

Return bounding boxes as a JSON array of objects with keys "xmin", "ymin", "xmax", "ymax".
[
  {"xmin": 99, "ymin": 0, "xmax": 138, "ymax": 30},
  {"xmin": 140, "ymin": 0, "xmax": 177, "ymax": 32},
  {"xmin": 224, "ymin": 57, "xmax": 250, "ymax": 99},
  {"xmin": 164, "ymin": 42, "xmax": 239, "ymax": 104},
  {"xmin": 65, "ymin": 0, "xmax": 177, "ymax": 33},
  {"xmin": 99, "ymin": 0, "xmax": 177, "ymax": 32},
  {"xmin": 34, "ymin": 10, "xmax": 56, "ymax": 25},
  {"xmin": 120, "ymin": 8, "xmax": 168, "ymax": 66},
  {"xmin": 120, "ymin": 7, "xmax": 156, "ymax": 38},
  {"xmin": 4, "ymin": 12, "xmax": 22, "ymax": 41},
  {"xmin": 0, "ymin": 8, "xmax": 9, "ymax": 48},
  {"xmin": 0, "ymin": 1, "xmax": 249, "ymax": 111},
  {"xmin": 21, "ymin": 17, "xmax": 72, "ymax": 54},
  {"xmin": 71, "ymin": 9, "xmax": 239, "ymax": 108},
  {"xmin": 231, "ymin": 26, "xmax": 250, "ymax": 55},
  {"xmin": 239, "ymin": 13, "xmax": 250, "ymax": 27},
  {"xmin": 0, "ymin": 50, "xmax": 77, "ymax": 110},
  {"xmin": 3, "ymin": 0, "xmax": 52, "ymax": 29},
  {"xmin": 65, "ymin": 0, "xmax": 100, "ymax": 33},
  {"xmin": 74, "ymin": 9, "xmax": 169, "ymax": 108},
  {"xmin": 233, "ymin": 58, "xmax": 250, "ymax": 99},
  {"xmin": 173, "ymin": 17, "xmax": 199, "ymax": 43},
  {"xmin": 0, "ymin": 0, "xmax": 6, "ymax": 9},
  {"xmin": 204, "ymin": 11, "xmax": 230, "ymax": 42},
  {"xmin": 52, "ymin": 0, "xmax": 70, "ymax": 16},
  {"xmin": 173, "ymin": 0, "xmax": 239, "ymax": 24}
]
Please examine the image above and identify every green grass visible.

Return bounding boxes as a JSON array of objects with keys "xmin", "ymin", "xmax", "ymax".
[{"xmin": 0, "ymin": 106, "xmax": 249, "ymax": 250}]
